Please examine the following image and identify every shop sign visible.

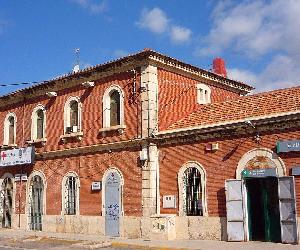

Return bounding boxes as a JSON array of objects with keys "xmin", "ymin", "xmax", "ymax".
[
  {"xmin": 15, "ymin": 174, "xmax": 28, "ymax": 182},
  {"xmin": 292, "ymin": 166, "xmax": 300, "ymax": 176},
  {"xmin": 0, "ymin": 147, "xmax": 35, "ymax": 167},
  {"xmin": 242, "ymin": 168, "xmax": 277, "ymax": 178},
  {"xmin": 277, "ymin": 140, "xmax": 300, "ymax": 153}
]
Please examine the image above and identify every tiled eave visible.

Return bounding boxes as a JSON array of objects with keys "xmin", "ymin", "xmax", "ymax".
[{"xmin": 156, "ymin": 111, "xmax": 300, "ymax": 142}]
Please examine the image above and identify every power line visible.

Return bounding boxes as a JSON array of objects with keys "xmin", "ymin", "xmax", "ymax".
[{"xmin": 0, "ymin": 82, "xmax": 36, "ymax": 87}]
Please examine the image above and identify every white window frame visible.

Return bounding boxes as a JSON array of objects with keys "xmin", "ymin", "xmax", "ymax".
[
  {"xmin": 3, "ymin": 112, "xmax": 17, "ymax": 146},
  {"xmin": 197, "ymin": 83, "xmax": 211, "ymax": 104},
  {"xmin": 31, "ymin": 105, "xmax": 46, "ymax": 141},
  {"xmin": 178, "ymin": 161, "xmax": 208, "ymax": 216},
  {"xmin": 61, "ymin": 171, "xmax": 80, "ymax": 215},
  {"xmin": 63, "ymin": 96, "xmax": 82, "ymax": 134},
  {"xmin": 102, "ymin": 85, "xmax": 125, "ymax": 128}
]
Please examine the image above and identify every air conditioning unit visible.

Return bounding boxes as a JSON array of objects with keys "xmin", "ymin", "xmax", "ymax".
[{"xmin": 66, "ymin": 126, "xmax": 78, "ymax": 134}]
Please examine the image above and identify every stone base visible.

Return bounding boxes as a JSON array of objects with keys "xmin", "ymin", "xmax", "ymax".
[{"xmin": 8, "ymin": 214, "xmax": 227, "ymax": 241}]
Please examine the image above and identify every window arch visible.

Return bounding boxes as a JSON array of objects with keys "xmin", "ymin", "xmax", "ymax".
[
  {"xmin": 31, "ymin": 105, "xmax": 46, "ymax": 141},
  {"xmin": 3, "ymin": 113, "xmax": 17, "ymax": 146},
  {"xmin": 196, "ymin": 83, "xmax": 211, "ymax": 104},
  {"xmin": 103, "ymin": 85, "xmax": 125, "ymax": 128},
  {"xmin": 62, "ymin": 172, "xmax": 80, "ymax": 215},
  {"xmin": 178, "ymin": 161, "xmax": 207, "ymax": 216},
  {"xmin": 64, "ymin": 97, "xmax": 82, "ymax": 134}
]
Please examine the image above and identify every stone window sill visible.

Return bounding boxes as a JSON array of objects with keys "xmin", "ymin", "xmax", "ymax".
[
  {"xmin": 60, "ymin": 131, "xmax": 83, "ymax": 142},
  {"xmin": 98, "ymin": 125, "xmax": 126, "ymax": 135},
  {"xmin": 27, "ymin": 138, "xmax": 47, "ymax": 145}
]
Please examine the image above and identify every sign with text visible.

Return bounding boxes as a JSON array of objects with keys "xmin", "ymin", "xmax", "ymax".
[
  {"xmin": 292, "ymin": 166, "xmax": 300, "ymax": 176},
  {"xmin": 0, "ymin": 147, "xmax": 35, "ymax": 167},
  {"xmin": 277, "ymin": 140, "xmax": 300, "ymax": 153},
  {"xmin": 242, "ymin": 168, "xmax": 277, "ymax": 178},
  {"xmin": 91, "ymin": 181, "xmax": 102, "ymax": 191}
]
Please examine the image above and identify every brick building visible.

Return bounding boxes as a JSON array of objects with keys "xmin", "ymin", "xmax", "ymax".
[{"xmin": 0, "ymin": 49, "xmax": 299, "ymax": 243}]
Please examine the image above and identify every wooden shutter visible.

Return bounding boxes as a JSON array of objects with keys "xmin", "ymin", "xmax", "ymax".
[
  {"xmin": 278, "ymin": 176, "xmax": 299, "ymax": 244},
  {"xmin": 225, "ymin": 179, "xmax": 246, "ymax": 241}
]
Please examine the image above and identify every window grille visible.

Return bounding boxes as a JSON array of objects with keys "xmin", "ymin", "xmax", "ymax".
[
  {"xmin": 109, "ymin": 90, "xmax": 120, "ymax": 126},
  {"xmin": 8, "ymin": 116, "xmax": 15, "ymax": 144},
  {"xmin": 70, "ymin": 101, "xmax": 79, "ymax": 127},
  {"xmin": 184, "ymin": 167, "xmax": 203, "ymax": 216},
  {"xmin": 29, "ymin": 175, "xmax": 43, "ymax": 231},
  {"xmin": 36, "ymin": 110, "xmax": 44, "ymax": 139},
  {"xmin": 1, "ymin": 177, "xmax": 13, "ymax": 228},
  {"xmin": 65, "ymin": 176, "xmax": 77, "ymax": 215}
]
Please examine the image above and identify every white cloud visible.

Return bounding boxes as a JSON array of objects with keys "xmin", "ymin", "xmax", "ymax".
[
  {"xmin": 137, "ymin": 7, "xmax": 191, "ymax": 44},
  {"xmin": 170, "ymin": 26, "xmax": 192, "ymax": 44},
  {"xmin": 200, "ymin": 0, "xmax": 300, "ymax": 91},
  {"xmin": 71, "ymin": 0, "xmax": 106, "ymax": 13},
  {"xmin": 137, "ymin": 8, "xmax": 169, "ymax": 34},
  {"xmin": 228, "ymin": 55, "xmax": 300, "ymax": 92}
]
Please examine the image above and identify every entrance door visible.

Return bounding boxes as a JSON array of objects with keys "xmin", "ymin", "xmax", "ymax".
[
  {"xmin": 105, "ymin": 171, "xmax": 121, "ymax": 237},
  {"xmin": 245, "ymin": 177, "xmax": 281, "ymax": 242},
  {"xmin": 29, "ymin": 176, "xmax": 43, "ymax": 231},
  {"xmin": 1, "ymin": 177, "xmax": 13, "ymax": 228}
]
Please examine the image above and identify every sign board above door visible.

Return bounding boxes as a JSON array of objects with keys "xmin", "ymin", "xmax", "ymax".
[
  {"xmin": 277, "ymin": 140, "xmax": 300, "ymax": 153},
  {"xmin": 0, "ymin": 147, "xmax": 35, "ymax": 167},
  {"xmin": 242, "ymin": 168, "xmax": 277, "ymax": 178}
]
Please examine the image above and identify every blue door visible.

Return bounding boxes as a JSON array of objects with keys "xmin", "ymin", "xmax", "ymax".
[{"xmin": 105, "ymin": 171, "xmax": 121, "ymax": 237}]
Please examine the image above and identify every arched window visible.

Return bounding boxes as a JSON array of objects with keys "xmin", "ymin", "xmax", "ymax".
[
  {"xmin": 3, "ymin": 113, "xmax": 17, "ymax": 146},
  {"xmin": 62, "ymin": 172, "xmax": 80, "ymax": 215},
  {"xmin": 31, "ymin": 105, "xmax": 46, "ymax": 141},
  {"xmin": 103, "ymin": 85, "xmax": 125, "ymax": 129},
  {"xmin": 64, "ymin": 97, "xmax": 82, "ymax": 134},
  {"xmin": 178, "ymin": 162, "xmax": 207, "ymax": 216},
  {"xmin": 0, "ymin": 175, "xmax": 14, "ymax": 228}
]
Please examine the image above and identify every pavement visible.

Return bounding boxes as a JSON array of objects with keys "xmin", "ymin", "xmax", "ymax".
[{"xmin": 0, "ymin": 228, "xmax": 299, "ymax": 250}]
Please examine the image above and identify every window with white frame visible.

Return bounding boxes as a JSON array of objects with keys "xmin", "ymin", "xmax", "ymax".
[
  {"xmin": 62, "ymin": 172, "xmax": 80, "ymax": 215},
  {"xmin": 64, "ymin": 97, "xmax": 81, "ymax": 134},
  {"xmin": 178, "ymin": 162, "xmax": 207, "ymax": 216},
  {"xmin": 197, "ymin": 83, "xmax": 211, "ymax": 104},
  {"xmin": 3, "ymin": 113, "xmax": 17, "ymax": 146},
  {"xmin": 103, "ymin": 85, "xmax": 125, "ymax": 128},
  {"xmin": 31, "ymin": 105, "xmax": 46, "ymax": 141}
]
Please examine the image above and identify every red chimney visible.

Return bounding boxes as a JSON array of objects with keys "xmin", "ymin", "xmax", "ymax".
[{"xmin": 213, "ymin": 57, "xmax": 227, "ymax": 78}]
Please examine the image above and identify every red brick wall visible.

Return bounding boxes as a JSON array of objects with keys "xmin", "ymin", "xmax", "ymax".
[
  {"xmin": 159, "ymin": 128, "xmax": 300, "ymax": 216},
  {"xmin": 0, "ymin": 72, "xmax": 141, "ymax": 153},
  {"xmin": 157, "ymin": 68, "xmax": 240, "ymax": 130},
  {"xmin": 0, "ymin": 148, "xmax": 142, "ymax": 216}
]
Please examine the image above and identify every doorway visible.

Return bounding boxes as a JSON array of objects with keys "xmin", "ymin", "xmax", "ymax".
[
  {"xmin": 1, "ymin": 177, "xmax": 13, "ymax": 228},
  {"xmin": 245, "ymin": 177, "xmax": 281, "ymax": 242}
]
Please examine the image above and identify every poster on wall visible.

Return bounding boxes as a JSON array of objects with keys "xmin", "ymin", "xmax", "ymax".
[{"xmin": 0, "ymin": 146, "xmax": 35, "ymax": 167}]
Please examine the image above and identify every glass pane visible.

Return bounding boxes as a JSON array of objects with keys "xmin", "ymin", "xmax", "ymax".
[
  {"xmin": 36, "ymin": 110, "xmax": 44, "ymax": 139},
  {"xmin": 70, "ymin": 101, "xmax": 79, "ymax": 127},
  {"xmin": 110, "ymin": 91, "xmax": 120, "ymax": 126}
]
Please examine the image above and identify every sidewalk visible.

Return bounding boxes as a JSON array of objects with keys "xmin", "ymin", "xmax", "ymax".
[{"xmin": 0, "ymin": 228, "xmax": 299, "ymax": 250}]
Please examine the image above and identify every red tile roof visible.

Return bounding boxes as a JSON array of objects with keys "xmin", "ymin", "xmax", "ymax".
[{"xmin": 167, "ymin": 86, "xmax": 300, "ymax": 130}]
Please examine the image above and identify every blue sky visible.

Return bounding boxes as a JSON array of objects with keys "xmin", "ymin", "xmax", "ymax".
[{"xmin": 0, "ymin": 0, "xmax": 299, "ymax": 96}]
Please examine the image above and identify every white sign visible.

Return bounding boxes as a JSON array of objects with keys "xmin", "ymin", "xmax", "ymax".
[
  {"xmin": 15, "ymin": 174, "xmax": 28, "ymax": 182},
  {"xmin": 91, "ymin": 181, "xmax": 102, "ymax": 191},
  {"xmin": 0, "ymin": 147, "xmax": 35, "ymax": 167}
]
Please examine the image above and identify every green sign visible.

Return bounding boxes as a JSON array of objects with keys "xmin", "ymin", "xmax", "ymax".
[{"xmin": 242, "ymin": 168, "xmax": 277, "ymax": 178}]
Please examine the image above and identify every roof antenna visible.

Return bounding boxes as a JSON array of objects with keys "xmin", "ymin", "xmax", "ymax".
[{"xmin": 73, "ymin": 48, "xmax": 80, "ymax": 73}]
